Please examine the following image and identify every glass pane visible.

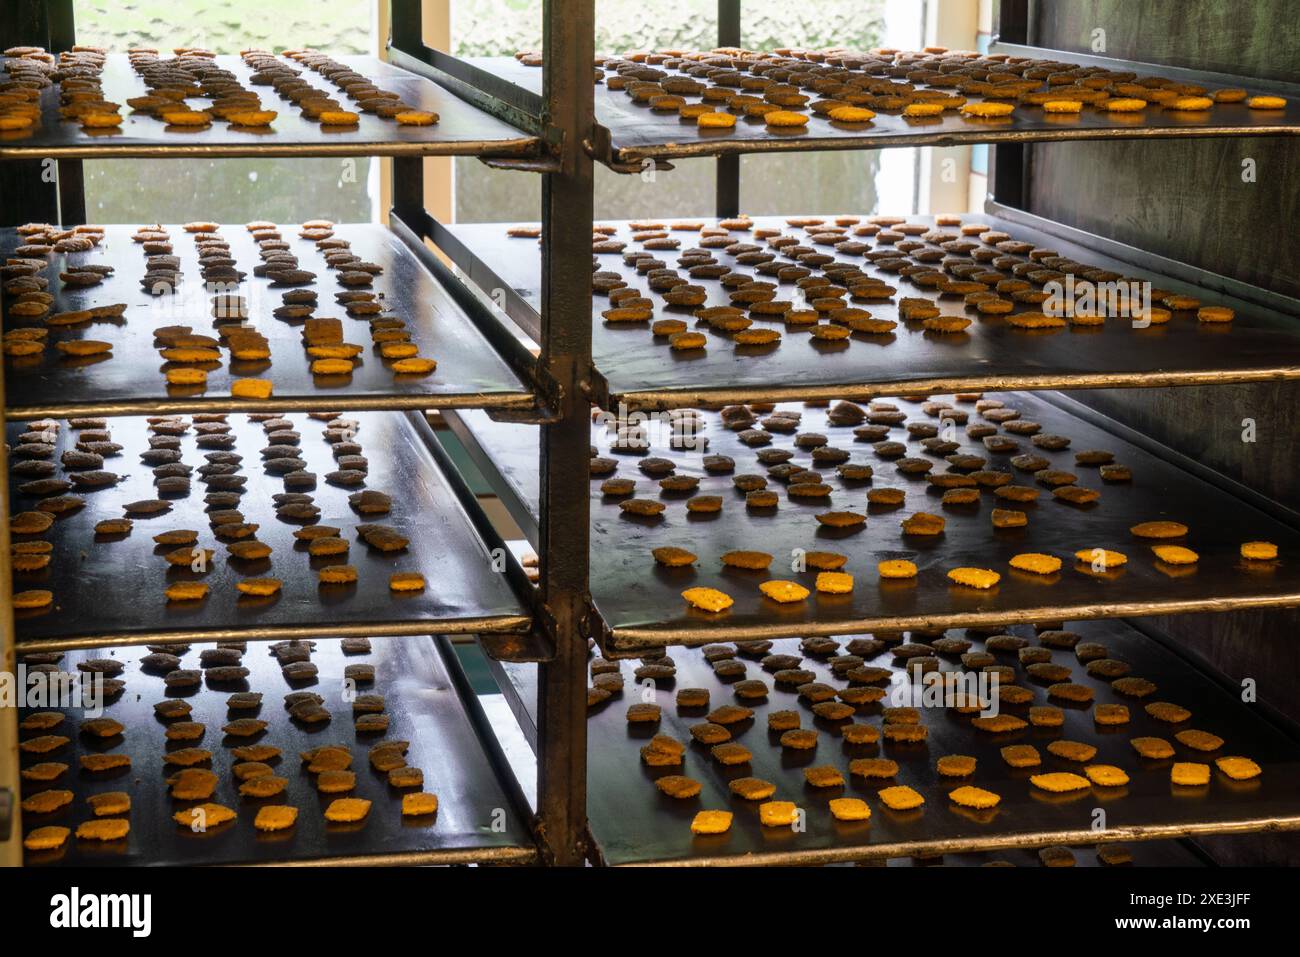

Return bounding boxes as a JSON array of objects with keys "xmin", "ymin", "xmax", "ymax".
[
  {"xmin": 74, "ymin": 0, "xmax": 376, "ymax": 222},
  {"xmin": 82, "ymin": 157, "xmax": 374, "ymax": 223}
]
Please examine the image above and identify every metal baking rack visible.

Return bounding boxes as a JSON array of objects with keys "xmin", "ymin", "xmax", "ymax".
[{"xmin": 4, "ymin": 0, "xmax": 1298, "ymax": 867}]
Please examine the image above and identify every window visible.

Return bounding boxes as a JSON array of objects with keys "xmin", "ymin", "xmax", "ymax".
[
  {"xmin": 74, "ymin": 0, "xmax": 380, "ymax": 223},
  {"xmin": 451, "ymin": 0, "xmax": 950, "ymax": 223},
  {"xmin": 68, "ymin": 1, "xmax": 973, "ymax": 224}
]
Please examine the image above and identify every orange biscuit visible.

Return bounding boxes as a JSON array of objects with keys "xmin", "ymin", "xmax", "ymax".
[
  {"xmin": 1030, "ymin": 772, "xmax": 1090, "ymax": 792},
  {"xmin": 759, "ymin": 580, "xmax": 810, "ymax": 603},
  {"xmin": 877, "ymin": 785, "xmax": 924, "ymax": 810},
  {"xmin": 682, "ymin": 587, "xmax": 733, "ymax": 612},
  {"xmin": 827, "ymin": 797, "xmax": 871, "ymax": 821},
  {"xmin": 948, "ymin": 785, "xmax": 1000, "ymax": 809},
  {"xmin": 690, "ymin": 810, "xmax": 733, "ymax": 834}
]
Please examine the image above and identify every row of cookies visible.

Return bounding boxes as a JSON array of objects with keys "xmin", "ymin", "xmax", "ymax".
[
  {"xmin": 0, "ymin": 45, "xmax": 437, "ymax": 133},
  {"xmin": 567, "ymin": 213, "xmax": 1239, "ymax": 359},
  {"xmin": 2, "ymin": 221, "xmax": 119, "ymax": 362},
  {"xmin": 18, "ymin": 638, "xmax": 439, "ymax": 856},
  {"xmin": 581, "ymin": 394, "xmax": 1280, "ymax": 612},
  {"xmin": 0, "ymin": 46, "xmax": 115, "ymax": 130},
  {"xmin": 3, "ymin": 218, "xmax": 436, "ymax": 401},
  {"xmin": 518, "ymin": 45, "xmax": 1286, "ymax": 133},
  {"xmin": 593, "ymin": 624, "xmax": 1263, "ymax": 845},
  {"xmin": 7, "ymin": 412, "xmax": 427, "ymax": 609}
]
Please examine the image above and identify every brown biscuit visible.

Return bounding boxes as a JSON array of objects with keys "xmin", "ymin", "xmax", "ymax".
[
  {"xmin": 1094, "ymin": 704, "xmax": 1131, "ymax": 726},
  {"xmin": 1047, "ymin": 740, "xmax": 1097, "ymax": 762},
  {"xmin": 999, "ymin": 745, "xmax": 1041, "ymax": 768},
  {"xmin": 936, "ymin": 755, "xmax": 976, "ymax": 777},
  {"xmin": 689, "ymin": 722, "xmax": 731, "ymax": 744},
  {"xmin": 711, "ymin": 742, "xmax": 752, "ymax": 766},
  {"xmin": 728, "ymin": 777, "xmax": 777, "ymax": 800},
  {"xmin": 1175, "ymin": 729, "xmax": 1224, "ymax": 752},
  {"xmin": 841, "ymin": 723, "xmax": 880, "ymax": 745},
  {"xmin": 654, "ymin": 775, "xmax": 702, "ymax": 798},
  {"xmin": 848, "ymin": 758, "xmax": 898, "ymax": 779},
  {"xmin": 706, "ymin": 705, "xmax": 753, "ymax": 725},
  {"xmin": 1130, "ymin": 736, "xmax": 1175, "ymax": 759},
  {"xmin": 675, "ymin": 688, "xmax": 710, "ymax": 709}
]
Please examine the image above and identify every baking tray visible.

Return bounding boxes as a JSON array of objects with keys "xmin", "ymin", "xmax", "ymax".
[
  {"xmin": 440, "ymin": 390, "xmax": 1300, "ymax": 653},
  {"xmin": 16, "ymin": 635, "xmax": 538, "ymax": 866},
  {"xmin": 7, "ymin": 410, "xmax": 531, "ymax": 653},
  {"xmin": 441, "ymin": 214, "xmax": 1300, "ymax": 410},
  {"xmin": 578, "ymin": 619, "xmax": 1300, "ymax": 865},
  {"xmin": 2, "ymin": 224, "xmax": 537, "ymax": 419},
  {"xmin": 0, "ymin": 54, "xmax": 539, "ymax": 160},
  {"xmin": 483, "ymin": 655, "xmax": 1213, "ymax": 865},
  {"xmin": 467, "ymin": 55, "xmax": 1300, "ymax": 166}
]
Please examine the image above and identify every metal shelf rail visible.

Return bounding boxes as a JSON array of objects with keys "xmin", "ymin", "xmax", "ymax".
[{"xmin": 389, "ymin": 0, "xmax": 600, "ymax": 866}]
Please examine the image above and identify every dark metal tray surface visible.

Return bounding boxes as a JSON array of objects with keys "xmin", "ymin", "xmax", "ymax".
[
  {"xmin": 483, "ymin": 657, "xmax": 1211, "ymax": 868},
  {"xmin": 470, "ymin": 55, "xmax": 1300, "ymax": 166},
  {"xmin": 441, "ymin": 390, "xmax": 1300, "ymax": 651},
  {"xmin": 580, "ymin": 620, "xmax": 1300, "ymax": 865},
  {"xmin": 0, "ymin": 54, "xmax": 538, "ymax": 159},
  {"xmin": 8, "ymin": 410, "xmax": 530, "ymax": 652},
  {"xmin": 2, "ymin": 224, "xmax": 536, "ymax": 418},
  {"xmin": 442, "ymin": 214, "xmax": 1300, "ymax": 410},
  {"xmin": 16, "ymin": 635, "xmax": 537, "ymax": 866}
]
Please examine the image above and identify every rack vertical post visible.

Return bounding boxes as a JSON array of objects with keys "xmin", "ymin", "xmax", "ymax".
[
  {"xmin": 533, "ymin": 0, "xmax": 596, "ymax": 865},
  {"xmin": 714, "ymin": 0, "xmax": 741, "ymax": 218}
]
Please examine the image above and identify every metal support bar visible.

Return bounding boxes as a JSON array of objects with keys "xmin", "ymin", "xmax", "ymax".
[
  {"xmin": 0, "ymin": 0, "xmax": 79, "ymax": 871},
  {"xmin": 46, "ymin": 0, "xmax": 76, "ymax": 50},
  {"xmin": 714, "ymin": 0, "xmax": 741, "ymax": 218},
  {"xmin": 485, "ymin": 658, "xmax": 539, "ymax": 752},
  {"xmin": 46, "ymin": 0, "xmax": 85, "ymax": 226},
  {"xmin": 480, "ymin": 155, "xmax": 562, "ymax": 173},
  {"xmin": 388, "ymin": 0, "xmax": 547, "ymax": 140},
  {"xmin": 416, "ymin": 413, "xmax": 555, "ymax": 662},
  {"xmin": 56, "ymin": 160, "xmax": 87, "ymax": 224},
  {"xmin": 534, "ymin": 0, "xmax": 595, "ymax": 867},
  {"xmin": 0, "ymin": 248, "xmax": 19, "ymax": 866},
  {"xmin": 387, "ymin": 208, "xmax": 556, "ymax": 417},
  {"xmin": 989, "ymin": 0, "xmax": 1029, "ymax": 218},
  {"xmin": 989, "ymin": 143, "xmax": 1028, "ymax": 211},
  {"xmin": 715, "ymin": 156, "xmax": 740, "ymax": 218},
  {"xmin": 428, "ymin": 217, "xmax": 543, "ymax": 342},
  {"xmin": 0, "ymin": 401, "xmax": 18, "ymax": 863},
  {"xmin": 0, "ymin": 163, "xmax": 59, "ymax": 226},
  {"xmin": 993, "ymin": 0, "xmax": 1031, "ymax": 45},
  {"xmin": 390, "ymin": 155, "xmax": 426, "ymax": 230},
  {"xmin": 0, "ymin": 0, "xmax": 77, "ymax": 226},
  {"xmin": 387, "ymin": 47, "xmax": 549, "ymax": 142},
  {"xmin": 442, "ymin": 410, "xmax": 540, "ymax": 547},
  {"xmin": 434, "ymin": 635, "xmax": 544, "ymax": 845}
]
